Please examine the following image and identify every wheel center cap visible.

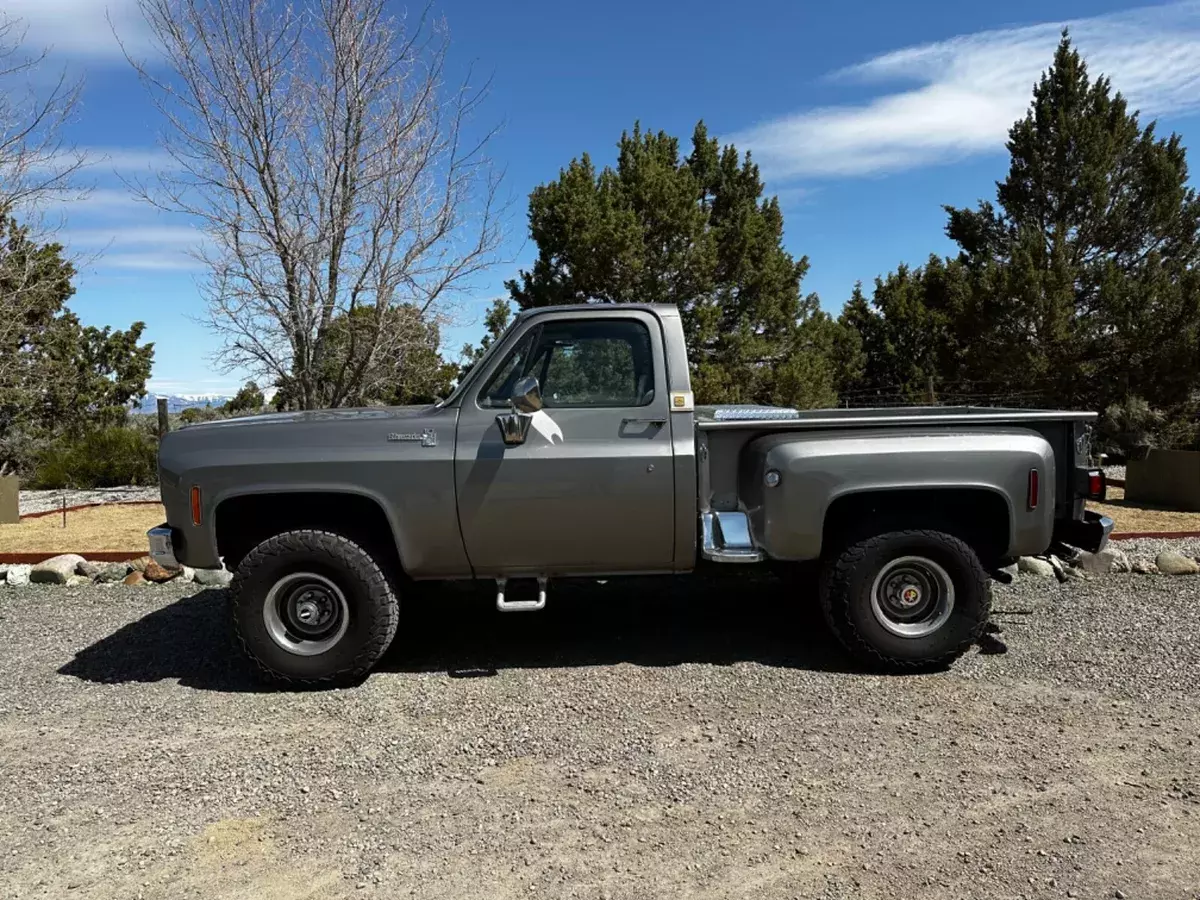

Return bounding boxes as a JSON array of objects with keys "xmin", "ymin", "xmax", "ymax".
[
  {"xmin": 898, "ymin": 584, "xmax": 922, "ymax": 608},
  {"xmin": 296, "ymin": 600, "xmax": 320, "ymax": 624}
]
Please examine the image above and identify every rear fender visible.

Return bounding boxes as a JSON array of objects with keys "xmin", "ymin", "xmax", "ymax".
[{"xmin": 738, "ymin": 428, "xmax": 1055, "ymax": 561}]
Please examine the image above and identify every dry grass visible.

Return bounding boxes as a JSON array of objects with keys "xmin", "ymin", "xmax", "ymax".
[
  {"xmin": 0, "ymin": 504, "xmax": 165, "ymax": 553},
  {"xmin": 1089, "ymin": 486, "xmax": 1200, "ymax": 534},
  {"xmin": 0, "ymin": 489, "xmax": 1194, "ymax": 556}
]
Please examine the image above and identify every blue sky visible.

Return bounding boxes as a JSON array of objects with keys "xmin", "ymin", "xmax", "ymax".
[{"xmin": 11, "ymin": 0, "xmax": 1200, "ymax": 395}]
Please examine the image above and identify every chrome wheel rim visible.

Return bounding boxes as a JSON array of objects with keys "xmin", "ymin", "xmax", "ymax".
[
  {"xmin": 263, "ymin": 572, "xmax": 350, "ymax": 656},
  {"xmin": 869, "ymin": 556, "xmax": 955, "ymax": 638}
]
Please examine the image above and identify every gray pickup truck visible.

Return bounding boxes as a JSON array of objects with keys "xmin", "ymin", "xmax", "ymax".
[{"xmin": 150, "ymin": 303, "xmax": 1112, "ymax": 685}]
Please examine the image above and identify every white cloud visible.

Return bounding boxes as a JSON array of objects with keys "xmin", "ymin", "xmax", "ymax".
[
  {"xmin": 730, "ymin": 1, "xmax": 1200, "ymax": 180},
  {"xmin": 98, "ymin": 251, "xmax": 201, "ymax": 272},
  {"xmin": 3, "ymin": 0, "xmax": 151, "ymax": 61},
  {"xmin": 84, "ymin": 148, "xmax": 180, "ymax": 174},
  {"xmin": 68, "ymin": 225, "xmax": 202, "ymax": 250}
]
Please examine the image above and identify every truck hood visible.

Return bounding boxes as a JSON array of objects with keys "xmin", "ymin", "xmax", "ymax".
[{"xmin": 177, "ymin": 405, "xmax": 434, "ymax": 431}]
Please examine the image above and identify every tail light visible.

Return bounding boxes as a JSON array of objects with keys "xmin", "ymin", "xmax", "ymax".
[
  {"xmin": 1086, "ymin": 469, "xmax": 1106, "ymax": 501},
  {"xmin": 190, "ymin": 486, "xmax": 202, "ymax": 526},
  {"xmin": 1028, "ymin": 469, "xmax": 1039, "ymax": 510}
]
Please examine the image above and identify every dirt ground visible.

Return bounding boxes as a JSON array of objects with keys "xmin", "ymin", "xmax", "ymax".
[
  {"xmin": 1090, "ymin": 485, "xmax": 1200, "ymax": 534},
  {"xmin": 0, "ymin": 503, "xmax": 165, "ymax": 554},
  {"xmin": 1, "ymin": 573, "xmax": 1197, "ymax": 900}
]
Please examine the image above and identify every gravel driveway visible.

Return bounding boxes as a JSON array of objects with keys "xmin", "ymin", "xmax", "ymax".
[{"xmin": 1, "ymin": 574, "xmax": 1197, "ymax": 900}]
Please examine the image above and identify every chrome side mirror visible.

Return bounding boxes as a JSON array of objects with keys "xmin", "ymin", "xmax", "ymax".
[
  {"xmin": 495, "ymin": 375, "xmax": 542, "ymax": 446},
  {"xmin": 510, "ymin": 375, "xmax": 543, "ymax": 413}
]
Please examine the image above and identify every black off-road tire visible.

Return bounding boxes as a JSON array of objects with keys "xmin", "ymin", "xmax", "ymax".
[
  {"xmin": 230, "ymin": 530, "xmax": 399, "ymax": 687},
  {"xmin": 819, "ymin": 529, "xmax": 990, "ymax": 672}
]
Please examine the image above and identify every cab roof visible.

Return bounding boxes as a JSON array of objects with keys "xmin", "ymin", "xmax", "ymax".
[{"xmin": 514, "ymin": 303, "xmax": 679, "ymax": 321}]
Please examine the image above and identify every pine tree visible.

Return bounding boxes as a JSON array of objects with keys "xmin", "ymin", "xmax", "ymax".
[
  {"xmin": 842, "ymin": 32, "xmax": 1200, "ymax": 443},
  {"xmin": 507, "ymin": 122, "xmax": 859, "ymax": 407},
  {"xmin": 945, "ymin": 32, "xmax": 1200, "ymax": 415}
]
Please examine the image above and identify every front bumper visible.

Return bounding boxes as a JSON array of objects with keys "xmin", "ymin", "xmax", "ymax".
[
  {"xmin": 1052, "ymin": 511, "xmax": 1115, "ymax": 554},
  {"xmin": 147, "ymin": 524, "xmax": 180, "ymax": 568}
]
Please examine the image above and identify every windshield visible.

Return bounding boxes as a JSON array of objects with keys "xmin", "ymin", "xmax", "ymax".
[{"xmin": 436, "ymin": 315, "xmax": 522, "ymax": 408}]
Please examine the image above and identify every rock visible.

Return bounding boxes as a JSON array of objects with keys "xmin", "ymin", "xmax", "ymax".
[
  {"xmin": 1017, "ymin": 556, "xmax": 1056, "ymax": 578},
  {"xmin": 999, "ymin": 563, "xmax": 1019, "ymax": 580},
  {"xmin": 142, "ymin": 560, "xmax": 178, "ymax": 583},
  {"xmin": 1076, "ymin": 548, "xmax": 1130, "ymax": 575},
  {"xmin": 96, "ymin": 562, "xmax": 131, "ymax": 583},
  {"xmin": 30, "ymin": 554, "xmax": 86, "ymax": 585},
  {"xmin": 193, "ymin": 567, "xmax": 233, "ymax": 587},
  {"xmin": 127, "ymin": 556, "xmax": 152, "ymax": 573},
  {"xmin": 1062, "ymin": 565, "xmax": 1087, "ymax": 580},
  {"xmin": 1047, "ymin": 555, "xmax": 1068, "ymax": 583},
  {"xmin": 76, "ymin": 560, "xmax": 103, "ymax": 579},
  {"xmin": 1130, "ymin": 557, "xmax": 1158, "ymax": 575},
  {"xmin": 65, "ymin": 574, "xmax": 91, "ymax": 586},
  {"xmin": 178, "ymin": 565, "xmax": 196, "ymax": 583},
  {"xmin": 123, "ymin": 570, "xmax": 147, "ymax": 586},
  {"xmin": 1155, "ymin": 551, "xmax": 1199, "ymax": 576},
  {"xmin": 5, "ymin": 564, "xmax": 31, "ymax": 586}
]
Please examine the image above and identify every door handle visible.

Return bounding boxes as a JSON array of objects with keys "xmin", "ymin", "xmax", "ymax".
[{"xmin": 621, "ymin": 417, "xmax": 666, "ymax": 427}]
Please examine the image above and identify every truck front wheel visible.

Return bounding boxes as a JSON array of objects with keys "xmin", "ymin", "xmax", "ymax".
[
  {"xmin": 819, "ymin": 530, "xmax": 990, "ymax": 671},
  {"xmin": 230, "ymin": 530, "xmax": 399, "ymax": 686}
]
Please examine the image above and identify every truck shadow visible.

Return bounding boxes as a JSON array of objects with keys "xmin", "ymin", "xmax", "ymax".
[
  {"xmin": 58, "ymin": 573, "xmax": 861, "ymax": 693},
  {"xmin": 384, "ymin": 572, "xmax": 856, "ymax": 678}
]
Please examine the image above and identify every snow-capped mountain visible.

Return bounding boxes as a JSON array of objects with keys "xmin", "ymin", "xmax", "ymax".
[{"xmin": 134, "ymin": 394, "xmax": 234, "ymax": 414}]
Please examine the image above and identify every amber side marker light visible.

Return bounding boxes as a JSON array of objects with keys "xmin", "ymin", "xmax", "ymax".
[{"xmin": 191, "ymin": 486, "xmax": 202, "ymax": 526}]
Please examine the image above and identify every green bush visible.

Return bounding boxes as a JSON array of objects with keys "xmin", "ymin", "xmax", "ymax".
[
  {"xmin": 32, "ymin": 427, "xmax": 159, "ymax": 489},
  {"xmin": 179, "ymin": 405, "xmax": 225, "ymax": 425}
]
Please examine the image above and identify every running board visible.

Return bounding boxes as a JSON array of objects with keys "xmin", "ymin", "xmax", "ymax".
[
  {"xmin": 496, "ymin": 576, "xmax": 547, "ymax": 612},
  {"xmin": 700, "ymin": 511, "xmax": 763, "ymax": 563}
]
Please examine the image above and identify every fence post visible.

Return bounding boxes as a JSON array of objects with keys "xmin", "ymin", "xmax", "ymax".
[
  {"xmin": 157, "ymin": 397, "xmax": 170, "ymax": 438},
  {"xmin": 927, "ymin": 376, "xmax": 936, "ymax": 405}
]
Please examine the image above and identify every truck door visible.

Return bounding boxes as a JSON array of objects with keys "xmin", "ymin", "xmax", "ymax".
[{"xmin": 453, "ymin": 309, "xmax": 676, "ymax": 576}]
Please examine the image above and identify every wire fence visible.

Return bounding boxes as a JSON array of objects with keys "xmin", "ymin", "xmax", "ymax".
[{"xmin": 837, "ymin": 381, "xmax": 1071, "ymax": 410}]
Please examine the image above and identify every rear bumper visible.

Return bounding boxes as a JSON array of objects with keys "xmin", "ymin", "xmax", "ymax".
[{"xmin": 1053, "ymin": 511, "xmax": 1115, "ymax": 553}]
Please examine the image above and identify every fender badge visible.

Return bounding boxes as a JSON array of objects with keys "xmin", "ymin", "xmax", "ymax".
[{"xmin": 388, "ymin": 428, "xmax": 438, "ymax": 447}]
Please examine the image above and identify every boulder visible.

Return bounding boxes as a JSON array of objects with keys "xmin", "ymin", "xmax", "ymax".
[
  {"xmin": 5, "ymin": 564, "xmax": 31, "ymax": 586},
  {"xmin": 1047, "ymin": 555, "xmax": 1068, "ymax": 583},
  {"xmin": 142, "ymin": 560, "xmax": 178, "ymax": 583},
  {"xmin": 1075, "ymin": 548, "xmax": 1131, "ymax": 575},
  {"xmin": 193, "ymin": 567, "xmax": 233, "ymax": 588},
  {"xmin": 76, "ymin": 560, "xmax": 103, "ymax": 579},
  {"xmin": 1155, "ymin": 551, "xmax": 1199, "ymax": 576},
  {"xmin": 178, "ymin": 565, "xmax": 196, "ymax": 583},
  {"xmin": 127, "ymin": 556, "xmax": 152, "ymax": 573},
  {"xmin": 65, "ymin": 574, "xmax": 91, "ymax": 586},
  {"xmin": 1130, "ymin": 557, "xmax": 1158, "ymax": 575},
  {"xmin": 123, "ymin": 570, "xmax": 147, "ymax": 586},
  {"xmin": 96, "ymin": 562, "xmax": 132, "ymax": 584},
  {"xmin": 30, "ymin": 554, "xmax": 86, "ymax": 585},
  {"xmin": 1017, "ymin": 556, "xmax": 1056, "ymax": 578}
]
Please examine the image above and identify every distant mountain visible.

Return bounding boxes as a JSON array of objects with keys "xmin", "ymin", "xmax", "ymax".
[{"xmin": 134, "ymin": 394, "xmax": 234, "ymax": 414}]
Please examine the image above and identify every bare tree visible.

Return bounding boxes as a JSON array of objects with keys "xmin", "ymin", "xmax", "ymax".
[
  {"xmin": 124, "ymin": 0, "xmax": 504, "ymax": 409},
  {"xmin": 0, "ymin": 13, "xmax": 86, "ymax": 220},
  {"xmin": 1, "ymin": 12, "xmax": 88, "ymax": 463}
]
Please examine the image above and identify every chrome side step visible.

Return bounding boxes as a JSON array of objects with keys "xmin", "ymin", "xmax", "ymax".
[
  {"xmin": 700, "ymin": 511, "xmax": 763, "ymax": 563},
  {"xmin": 496, "ymin": 576, "xmax": 547, "ymax": 612}
]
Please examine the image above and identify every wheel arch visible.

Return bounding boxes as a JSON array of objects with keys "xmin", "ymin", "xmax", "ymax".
[
  {"xmin": 214, "ymin": 488, "xmax": 404, "ymax": 581},
  {"xmin": 821, "ymin": 486, "xmax": 1013, "ymax": 568}
]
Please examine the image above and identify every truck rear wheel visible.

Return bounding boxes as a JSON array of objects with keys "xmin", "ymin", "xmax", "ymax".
[
  {"xmin": 819, "ymin": 529, "xmax": 990, "ymax": 671},
  {"xmin": 230, "ymin": 530, "xmax": 399, "ymax": 686}
]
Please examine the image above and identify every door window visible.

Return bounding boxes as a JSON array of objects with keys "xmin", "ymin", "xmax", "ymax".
[{"xmin": 478, "ymin": 319, "xmax": 655, "ymax": 409}]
